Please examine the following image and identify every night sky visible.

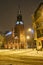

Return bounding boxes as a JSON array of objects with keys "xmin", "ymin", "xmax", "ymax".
[{"xmin": 0, "ymin": 0, "xmax": 43, "ymax": 33}]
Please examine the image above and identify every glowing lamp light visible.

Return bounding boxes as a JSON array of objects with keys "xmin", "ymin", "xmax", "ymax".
[
  {"xmin": 26, "ymin": 36, "xmax": 30, "ymax": 40},
  {"xmin": 28, "ymin": 28, "xmax": 32, "ymax": 32},
  {"xmin": 28, "ymin": 28, "xmax": 34, "ymax": 33}
]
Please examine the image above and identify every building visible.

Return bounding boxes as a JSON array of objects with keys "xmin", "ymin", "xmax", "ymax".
[
  {"xmin": 33, "ymin": 3, "xmax": 43, "ymax": 50},
  {"xmin": 0, "ymin": 32, "xmax": 4, "ymax": 48},
  {"xmin": 4, "ymin": 8, "xmax": 27, "ymax": 49},
  {"xmin": 14, "ymin": 9, "xmax": 27, "ymax": 49},
  {"xmin": 3, "ymin": 31, "xmax": 14, "ymax": 49}
]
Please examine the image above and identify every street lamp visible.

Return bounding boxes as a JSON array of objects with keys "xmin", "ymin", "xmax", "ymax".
[
  {"xmin": 26, "ymin": 35, "xmax": 30, "ymax": 40},
  {"xmin": 28, "ymin": 28, "xmax": 34, "ymax": 33},
  {"xmin": 27, "ymin": 28, "xmax": 34, "ymax": 48},
  {"xmin": 26, "ymin": 35, "xmax": 30, "ymax": 48},
  {"xmin": 28, "ymin": 28, "xmax": 32, "ymax": 32}
]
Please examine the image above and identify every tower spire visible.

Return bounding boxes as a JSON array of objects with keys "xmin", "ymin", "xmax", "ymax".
[
  {"xmin": 18, "ymin": 4, "xmax": 21, "ymax": 14},
  {"xmin": 17, "ymin": 4, "xmax": 22, "ymax": 21}
]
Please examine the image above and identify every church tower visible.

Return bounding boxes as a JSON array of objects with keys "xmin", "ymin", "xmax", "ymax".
[{"xmin": 14, "ymin": 7, "xmax": 26, "ymax": 49}]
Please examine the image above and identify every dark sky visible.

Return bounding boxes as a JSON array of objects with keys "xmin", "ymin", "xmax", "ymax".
[{"xmin": 0, "ymin": 0, "xmax": 43, "ymax": 33}]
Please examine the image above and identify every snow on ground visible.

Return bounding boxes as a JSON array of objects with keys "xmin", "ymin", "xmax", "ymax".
[{"xmin": 0, "ymin": 49, "xmax": 43, "ymax": 57}]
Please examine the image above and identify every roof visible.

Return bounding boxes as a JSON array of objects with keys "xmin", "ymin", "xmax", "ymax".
[{"xmin": 35, "ymin": 2, "xmax": 43, "ymax": 14}]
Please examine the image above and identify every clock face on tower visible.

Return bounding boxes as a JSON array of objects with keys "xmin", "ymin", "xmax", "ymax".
[
  {"xmin": 16, "ymin": 21, "xmax": 19, "ymax": 24},
  {"xmin": 16, "ymin": 21, "xmax": 23, "ymax": 25},
  {"xmin": 20, "ymin": 21, "xmax": 23, "ymax": 24}
]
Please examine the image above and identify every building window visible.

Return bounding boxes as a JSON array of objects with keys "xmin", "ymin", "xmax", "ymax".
[
  {"xmin": 42, "ymin": 29, "xmax": 43, "ymax": 33},
  {"xmin": 41, "ymin": 40, "xmax": 43, "ymax": 48},
  {"xmin": 36, "ymin": 30, "xmax": 41, "ymax": 38},
  {"xmin": 37, "ymin": 29, "xmax": 43, "ymax": 38},
  {"xmin": 36, "ymin": 22, "xmax": 40, "ymax": 29},
  {"xmin": 40, "ymin": 22, "xmax": 43, "ymax": 27}
]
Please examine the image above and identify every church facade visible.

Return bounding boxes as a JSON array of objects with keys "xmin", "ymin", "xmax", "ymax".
[
  {"xmin": 4, "ymin": 9, "xmax": 27, "ymax": 49},
  {"xmin": 14, "ymin": 9, "xmax": 27, "ymax": 49}
]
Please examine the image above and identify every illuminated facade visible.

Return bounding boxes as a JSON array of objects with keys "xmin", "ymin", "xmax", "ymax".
[
  {"xmin": 33, "ymin": 3, "xmax": 43, "ymax": 50},
  {"xmin": 4, "ymin": 9, "xmax": 27, "ymax": 49},
  {"xmin": 0, "ymin": 32, "xmax": 4, "ymax": 48},
  {"xmin": 4, "ymin": 31, "xmax": 14, "ymax": 49},
  {"xmin": 14, "ymin": 9, "xmax": 26, "ymax": 49}
]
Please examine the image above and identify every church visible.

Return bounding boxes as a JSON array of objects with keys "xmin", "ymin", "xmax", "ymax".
[{"xmin": 4, "ymin": 8, "xmax": 27, "ymax": 49}]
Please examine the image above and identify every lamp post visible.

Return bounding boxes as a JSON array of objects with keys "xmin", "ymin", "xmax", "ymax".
[
  {"xmin": 28, "ymin": 28, "xmax": 32, "ymax": 32},
  {"xmin": 26, "ymin": 35, "xmax": 30, "ymax": 48},
  {"xmin": 27, "ymin": 28, "xmax": 34, "ymax": 48},
  {"xmin": 26, "ymin": 36, "xmax": 30, "ymax": 40}
]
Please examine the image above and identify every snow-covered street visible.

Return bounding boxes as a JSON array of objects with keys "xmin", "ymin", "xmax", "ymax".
[
  {"xmin": 0, "ymin": 49, "xmax": 43, "ymax": 65},
  {"xmin": 0, "ymin": 49, "xmax": 43, "ymax": 57}
]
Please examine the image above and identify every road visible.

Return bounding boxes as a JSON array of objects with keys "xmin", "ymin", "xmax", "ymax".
[{"xmin": 0, "ymin": 49, "xmax": 43, "ymax": 65}]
